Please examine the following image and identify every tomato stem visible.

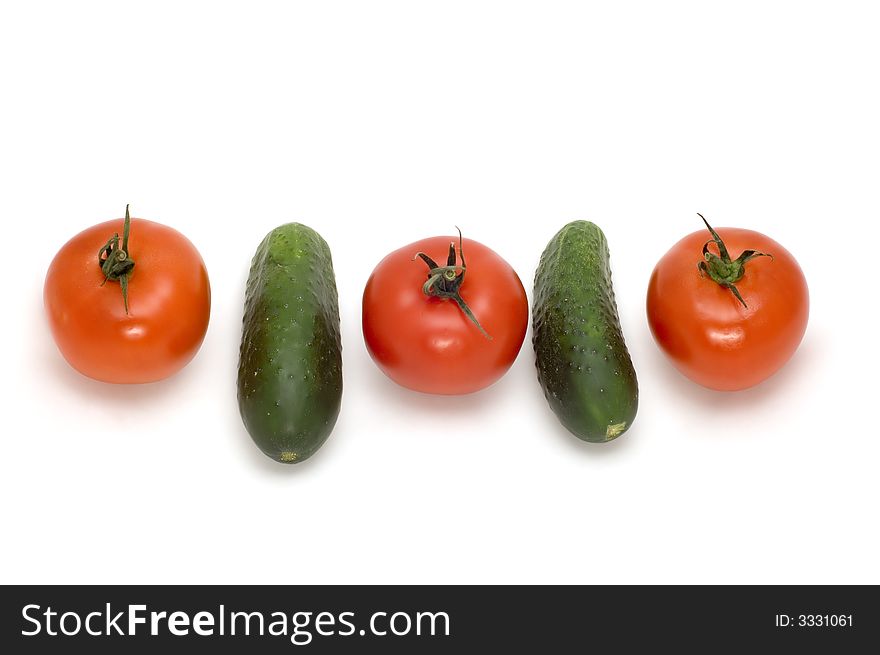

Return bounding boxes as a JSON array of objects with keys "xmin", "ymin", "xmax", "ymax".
[
  {"xmin": 696, "ymin": 213, "xmax": 773, "ymax": 309},
  {"xmin": 414, "ymin": 228, "xmax": 493, "ymax": 340},
  {"xmin": 98, "ymin": 204, "xmax": 136, "ymax": 314}
]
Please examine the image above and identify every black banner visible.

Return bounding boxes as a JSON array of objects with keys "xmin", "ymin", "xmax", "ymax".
[{"xmin": 1, "ymin": 585, "xmax": 875, "ymax": 652}]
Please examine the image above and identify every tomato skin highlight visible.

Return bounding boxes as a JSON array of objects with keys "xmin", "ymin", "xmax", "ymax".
[
  {"xmin": 647, "ymin": 226, "xmax": 809, "ymax": 391},
  {"xmin": 362, "ymin": 236, "xmax": 529, "ymax": 395},
  {"xmin": 44, "ymin": 217, "xmax": 211, "ymax": 384}
]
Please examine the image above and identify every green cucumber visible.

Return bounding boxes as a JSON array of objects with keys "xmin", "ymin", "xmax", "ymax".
[
  {"xmin": 237, "ymin": 223, "xmax": 342, "ymax": 463},
  {"xmin": 532, "ymin": 221, "xmax": 638, "ymax": 442}
]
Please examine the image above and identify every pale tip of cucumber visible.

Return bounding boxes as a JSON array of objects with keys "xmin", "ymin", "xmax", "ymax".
[
  {"xmin": 606, "ymin": 422, "xmax": 627, "ymax": 440},
  {"xmin": 279, "ymin": 451, "xmax": 298, "ymax": 463}
]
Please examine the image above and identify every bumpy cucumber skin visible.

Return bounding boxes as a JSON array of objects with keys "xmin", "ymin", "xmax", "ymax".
[
  {"xmin": 532, "ymin": 221, "xmax": 638, "ymax": 443},
  {"xmin": 238, "ymin": 223, "xmax": 342, "ymax": 464}
]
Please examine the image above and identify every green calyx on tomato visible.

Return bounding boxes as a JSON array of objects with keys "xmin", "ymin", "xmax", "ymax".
[
  {"xmin": 414, "ymin": 229, "xmax": 492, "ymax": 340},
  {"xmin": 98, "ymin": 204, "xmax": 136, "ymax": 313},
  {"xmin": 696, "ymin": 213, "xmax": 773, "ymax": 308},
  {"xmin": 45, "ymin": 208, "xmax": 211, "ymax": 384},
  {"xmin": 363, "ymin": 232, "xmax": 528, "ymax": 394}
]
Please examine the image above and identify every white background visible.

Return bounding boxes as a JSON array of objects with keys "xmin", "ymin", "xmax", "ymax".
[{"xmin": 1, "ymin": 1, "xmax": 878, "ymax": 585}]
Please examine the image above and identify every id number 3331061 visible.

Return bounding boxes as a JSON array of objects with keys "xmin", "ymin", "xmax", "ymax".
[{"xmin": 775, "ymin": 614, "xmax": 853, "ymax": 628}]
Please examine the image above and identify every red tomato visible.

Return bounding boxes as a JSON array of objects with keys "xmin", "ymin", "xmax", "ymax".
[
  {"xmin": 362, "ymin": 234, "xmax": 528, "ymax": 395},
  {"xmin": 44, "ymin": 208, "xmax": 211, "ymax": 383},
  {"xmin": 646, "ymin": 216, "xmax": 808, "ymax": 391}
]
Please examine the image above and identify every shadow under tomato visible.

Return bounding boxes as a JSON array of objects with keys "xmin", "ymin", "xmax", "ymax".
[
  {"xmin": 639, "ymin": 326, "xmax": 820, "ymax": 415},
  {"xmin": 358, "ymin": 345, "xmax": 520, "ymax": 416},
  {"xmin": 40, "ymin": 316, "xmax": 211, "ymax": 410},
  {"xmin": 43, "ymin": 347, "xmax": 199, "ymax": 404},
  {"xmin": 35, "ymin": 304, "xmax": 200, "ymax": 408}
]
